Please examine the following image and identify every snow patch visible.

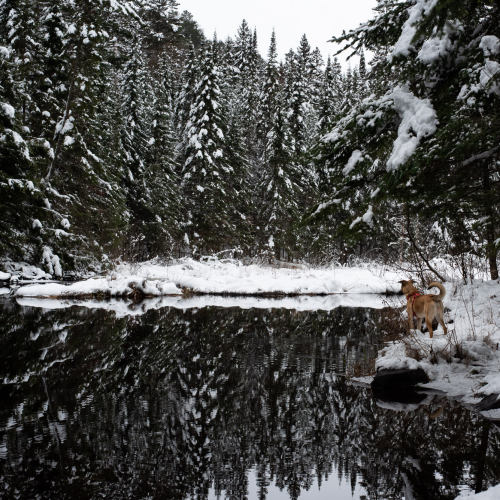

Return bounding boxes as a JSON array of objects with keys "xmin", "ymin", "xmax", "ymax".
[
  {"xmin": 479, "ymin": 36, "xmax": 500, "ymax": 56},
  {"xmin": 16, "ymin": 277, "xmax": 181, "ymax": 298},
  {"xmin": 42, "ymin": 247, "xmax": 62, "ymax": 278},
  {"xmin": 343, "ymin": 150, "xmax": 364, "ymax": 175},
  {"xmin": 386, "ymin": 86, "xmax": 438, "ymax": 170},
  {"xmin": 1, "ymin": 103, "xmax": 15, "ymax": 119},
  {"xmin": 455, "ymin": 483, "xmax": 500, "ymax": 499},
  {"xmin": 391, "ymin": 0, "xmax": 438, "ymax": 59}
]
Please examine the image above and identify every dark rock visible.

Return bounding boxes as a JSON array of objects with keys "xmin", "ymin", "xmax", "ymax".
[
  {"xmin": 475, "ymin": 393, "xmax": 500, "ymax": 412},
  {"xmin": 371, "ymin": 368, "xmax": 429, "ymax": 390}
]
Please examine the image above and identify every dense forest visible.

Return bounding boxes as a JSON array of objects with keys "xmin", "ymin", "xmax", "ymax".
[{"xmin": 0, "ymin": 0, "xmax": 499, "ymax": 278}]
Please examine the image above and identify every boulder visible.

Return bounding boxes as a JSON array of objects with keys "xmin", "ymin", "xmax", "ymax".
[
  {"xmin": 475, "ymin": 393, "xmax": 500, "ymax": 412},
  {"xmin": 371, "ymin": 368, "xmax": 429, "ymax": 390}
]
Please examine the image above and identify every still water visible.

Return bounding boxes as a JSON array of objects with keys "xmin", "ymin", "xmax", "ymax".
[{"xmin": 0, "ymin": 298, "xmax": 499, "ymax": 499}]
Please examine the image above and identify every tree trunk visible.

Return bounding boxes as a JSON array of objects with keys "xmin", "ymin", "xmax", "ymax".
[{"xmin": 482, "ymin": 163, "xmax": 499, "ymax": 280}]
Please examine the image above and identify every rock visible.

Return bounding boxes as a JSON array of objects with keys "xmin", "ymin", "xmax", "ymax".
[
  {"xmin": 371, "ymin": 368, "xmax": 429, "ymax": 390},
  {"xmin": 475, "ymin": 393, "xmax": 500, "ymax": 412}
]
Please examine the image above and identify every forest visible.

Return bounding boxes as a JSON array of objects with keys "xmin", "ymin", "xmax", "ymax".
[{"xmin": 0, "ymin": 0, "xmax": 499, "ymax": 279}]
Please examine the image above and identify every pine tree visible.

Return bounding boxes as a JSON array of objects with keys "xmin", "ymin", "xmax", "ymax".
[
  {"xmin": 144, "ymin": 55, "xmax": 183, "ymax": 256},
  {"xmin": 181, "ymin": 42, "xmax": 243, "ymax": 254},
  {"xmin": 317, "ymin": 56, "xmax": 341, "ymax": 135},
  {"xmin": 258, "ymin": 95, "xmax": 302, "ymax": 261},
  {"xmin": 234, "ymin": 21, "xmax": 261, "ymax": 166},
  {"xmin": 260, "ymin": 30, "xmax": 280, "ymax": 162},
  {"xmin": 311, "ymin": 0, "xmax": 500, "ymax": 277},
  {"xmin": 175, "ymin": 43, "xmax": 198, "ymax": 137},
  {"xmin": 120, "ymin": 36, "xmax": 154, "ymax": 259}
]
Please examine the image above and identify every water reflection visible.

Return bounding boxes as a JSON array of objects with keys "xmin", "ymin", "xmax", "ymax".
[{"xmin": 0, "ymin": 299, "xmax": 499, "ymax": 499}]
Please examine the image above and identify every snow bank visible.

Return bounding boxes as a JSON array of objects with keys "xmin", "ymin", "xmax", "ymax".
[
  {"xmin": 455, "ymin": 483, "xmax": 500, "ymax": 499},
  {"xmin": 112, "ymin": 258, "xmax": 402, "ymax": 296},
  {"xmin": 0, "ymin": 271, "xmax": 10, "ymax": 281},
  {"xmin": 15, "ymin": 276, "xmax": 181, "ymax": 298}
]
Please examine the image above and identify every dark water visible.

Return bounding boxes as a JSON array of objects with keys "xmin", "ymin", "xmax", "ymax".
[{"xmin": 0, "ymin": 299, "xmax": 499, "ymax": 500}]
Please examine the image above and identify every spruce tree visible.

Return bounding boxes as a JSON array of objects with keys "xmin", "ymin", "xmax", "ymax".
[
  {"xmin": 181, "ymin": 41, "xmax": 243, "ymax": 254},
  {"xmin": 260, "ymin": 30, "xmax": 280, "ymax": 162},
  {"xmin": 259, "ymin": 94, "xmax": 302, "ymax": 261},
  {"xmin": 144, "ymin": 55, "xmax": 183, "ymax": 256}
]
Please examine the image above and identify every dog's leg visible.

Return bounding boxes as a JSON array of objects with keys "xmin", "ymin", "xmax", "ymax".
[
  {"xmin": 416, "ymin": 317, "xmax": 422, "ymax": 332},
  {"xmin": 408, "ymin": 306, "xmax": 414, "ymax": 332},
  {"xmin": 425, "ymin": 313, "xmax": 434, "ymax": 338},
  {"xmin": 437, "ymin": 304, "xmax": 447, "ymax": 335}
]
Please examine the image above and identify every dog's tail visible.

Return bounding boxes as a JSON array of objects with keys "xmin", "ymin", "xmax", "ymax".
[{"xmin": 427, "ymin": 281, "xmax": 446, "ymax": 301}]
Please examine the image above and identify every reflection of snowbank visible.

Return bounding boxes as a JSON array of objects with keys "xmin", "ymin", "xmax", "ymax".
[
  {"xmin": 375, "ymin": 280, "xmax": 500, "ymax": 414},
  {"xmin": 16, "ymin": 293, "xmax": 391, "ymax": 317}
]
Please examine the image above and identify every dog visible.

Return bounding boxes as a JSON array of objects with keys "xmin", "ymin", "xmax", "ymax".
[{"xmin": 399, "ymin": 279, "xmax": 448, "ymax": 338}]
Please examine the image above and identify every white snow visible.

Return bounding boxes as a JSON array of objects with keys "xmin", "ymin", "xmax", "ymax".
[
  {"xmin": 15, "ymin": 276, "xmax": 181, "ymax": 298},
  {"xmin": 418, "ymin": 33, "xmax": 453, "ymax": 64},
  {"xmin": 455, "ymin": 484, "xmax": 500, "ymax": 499},
  {"xmin": 479, "ymin": 60, "xmax": 500, "ymax": 95},
  {"xmin": 479, "ymin": 36, "xmax": 500, "ymax": 56},
  {"xmin": 42, "ymin": 247, "xmax": 62, "ymax": 278},
  {"xmin": 1, "ymin": 103, "xmax": 15, "ymax": 119},
  {"xmin": 362, "ymin": 205, "xmax": 374, "ymax": 226},
  {"xmin": 391, "ymin": 0, "xmax": 438, "ymax": 59},
  {"xmin": 9, "ymin": 258, "xmax": 403, "ymax": 298},
  {"xmin": 386, "ymin": 86, "xmax": 438, "ymax": 170},
  {"xmin": 0, "ymin": 272, "xmax": 11, "ymax": 281},
  {"xmin": 343, "ymin": 149, "xmax": 363, "ymax": 175},
  {"xmin": 107, "ymin": 258, "xmax": 401, "ymax": 295}
]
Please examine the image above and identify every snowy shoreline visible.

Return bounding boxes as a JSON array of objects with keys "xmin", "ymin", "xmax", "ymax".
[
  {"xmin": 11, "ymin": 257, "xmax": 403, "ymax": 298},
  {"xmin": 371, "ymin": 279, "xmax": 500, "ymax": 422}
]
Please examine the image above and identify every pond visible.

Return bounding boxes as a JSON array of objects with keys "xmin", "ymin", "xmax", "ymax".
[{"xmin": 0, "ymin": 298, "xmax": 499, "ymax": 499}]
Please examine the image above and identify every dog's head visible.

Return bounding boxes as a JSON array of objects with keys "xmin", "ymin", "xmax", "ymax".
[{"xmin": 398, "ymin": 279, "xmax": 415, "ymax": 295}]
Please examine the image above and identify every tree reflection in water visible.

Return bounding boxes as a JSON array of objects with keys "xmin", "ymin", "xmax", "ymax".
[{"xmin": 0, "ymin": 299, "xmax": 499, "ymax": 499}]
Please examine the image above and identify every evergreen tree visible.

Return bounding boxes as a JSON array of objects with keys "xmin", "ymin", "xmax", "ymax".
[
  {"xmin": 311, "ymin": 0, "xmax": 500, "ymax": 278},
  {"xmin": 121, "ymin": 36, "xmax": 153, "ymax": 258},
  {"xmin": 144, "ymin": 54, "xmax": 183, "ymax": 256},
  {"xmin": 234, "ymin": 21, "xmax": 261, "ymax": 166},
  {"xmin": 181, "ymin": 42, "xmax": 244, "ymax": 254},
  {"xmin": 175, "ymin": 43, "xmax": 198, "ymax": 137},
  {"xmin": 260, "ymin": 30, "xmax": 280, "ymax": 161},
  {"xmin": 259, "ymin": 95, "xmax": 302, "ymax": 261}
]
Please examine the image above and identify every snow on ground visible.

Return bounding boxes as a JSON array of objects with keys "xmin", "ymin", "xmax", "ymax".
[
  {"xmin": 375, "ymin": 279, "xmax": 500, "ymax": 414},
  {"xmin": 113, "ymin": 258, "xmax": 402, "ymax": 295},
  {"xmin": 0, "ymin": 271, "xmax": 10, "ymax": 281},
  {"xmin": 455, "ymin": 483, "xmax": 500, "ymax": 499},
  {"xmin": 12, "ymin": 258, "xmax": 402, "ymax": 298},
  {"xmin": 15, "ymin": 276, "xmax": 180, "ymax": 298}
]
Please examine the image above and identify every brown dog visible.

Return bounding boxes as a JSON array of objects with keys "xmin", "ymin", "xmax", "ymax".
[{"xmin": 399, "ymin": 279, "xmax": 448, "ymax": 338}]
